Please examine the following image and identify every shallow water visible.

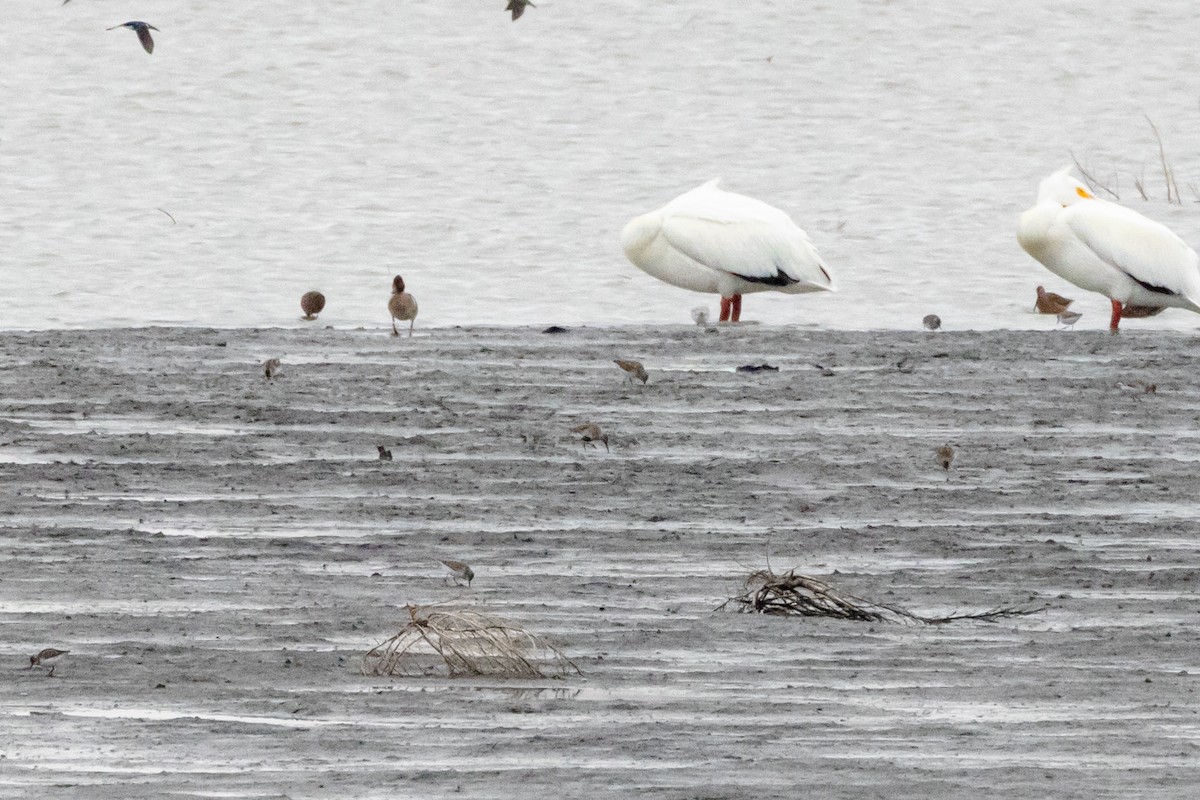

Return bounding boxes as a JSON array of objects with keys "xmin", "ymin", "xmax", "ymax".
[{"xmin": 5, "ymin": 0, "xmax": 1200, "ymax": 331}]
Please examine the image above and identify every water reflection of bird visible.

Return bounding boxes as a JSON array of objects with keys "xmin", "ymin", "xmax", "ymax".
[
  {"xmin": 621, "ymin": 179, "xmax": 834, "ymax": 323},
  {"xmin": 108, "ymin": 21, "xmax": 159, "ymax": 54},
  {"xmin": 1019, "ymin": 167, "xmax": 1200, "ymax": 331},
  {"xmin": 1034, "ymin": 285, "xmax": 1073, "ymax": 315},
  {"xmin": 506, "ymin": 0, "xmax": 535, "ymax": 20},
  {"xmin": 388, "ymin": 276, "xmax": 418, "ymax": 337}
]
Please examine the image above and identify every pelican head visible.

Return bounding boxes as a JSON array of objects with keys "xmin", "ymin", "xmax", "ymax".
[{"xmin": 1036, "ymin": 166, "xmax": 1094, "ymax": 207}]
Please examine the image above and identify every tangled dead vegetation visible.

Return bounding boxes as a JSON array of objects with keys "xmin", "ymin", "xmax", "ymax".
[
  {"xmin": 719, "ymin": 569, "xmax": 1046, "ymax": 625},
  {"xmin": 362, "ymin": 605, "xmax": 581, "ymax": 678}
]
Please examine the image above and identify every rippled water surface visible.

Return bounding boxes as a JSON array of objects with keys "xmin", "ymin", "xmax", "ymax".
[{"xmin": 5, "ymin": 0, "xmax": 1200, "ymax": 330}]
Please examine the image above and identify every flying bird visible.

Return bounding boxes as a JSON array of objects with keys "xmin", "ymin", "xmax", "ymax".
[
  {"xmin": 621, "ymin": 179, "xmax": 834, "ymax": 323},
  {"xmin": 1018, "ymin": 167, "xmax": 1200, "ymax": 331},
  {"xmin": 388, "ymin": 276, "xmax": 418, "ymax": 337},
  {"xmin": 614, "ymin": 359, "xmax": 648, "ymax": 384},
  {"xmin": 300, "ymin": 291, "xmax": 325, "ymax": 321},
  {"xmin": 1034, "ymin": 285, "xmax": 1074, "ymax": 315},
  {"xmin": 506, "ymin": 0, "xmax": 535, "ymax": 20},
  {"xmin": 107, "ymin": 21, "xmax": 159, "ymax": 54},
  {"xmin": 29, "ymin": 648, "xmax": 69, "ymax": 677}
]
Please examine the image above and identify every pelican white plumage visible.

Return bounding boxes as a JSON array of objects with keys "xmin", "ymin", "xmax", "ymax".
[
  {"xmin": 620, "ymin": 179, "xmax": 835, "ymax": 322},
  {"xmin": 1018, "ymin": 166, "xmax": 1200, "ymax": 331}
]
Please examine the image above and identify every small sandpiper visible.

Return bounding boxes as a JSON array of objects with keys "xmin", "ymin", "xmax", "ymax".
[
  {"xmin": 935, "ymin": 444, "xmax": 954, "ymax": 471},
  {"xmin": 571, "ymin": 423, "xmax": 609, "ymax": 452},
  {"xmin": 922, "ymin": 314, "xmax": 941, "ymax": 331},
  {"xmin": 439, "ymin": 559, "xmax": 474, "ymax": 587},
  {"xmin": 614, "ymin": 359, "xmax": 648, "ymax": 385},
  {"xmin": 388, "ymin": 276, "xmax": 418, "ymax": 337},
  {"xmin": 300, "ymin": 291, "xmax": 326, "ymax": 321},
  {"xmin": 29, "ymin": 648, "xmax": 69, "ymax": 677},
  {"xmin": 263, "ymin": 358, "xmax": 282, "ymax": 379},
  {"xmin": 1056, "ymin": 310, "xmax": 1083, "ymax": 328},
  {"xmin": 377, "ymin": 445, "xmax": 393, "ymax": 461}
]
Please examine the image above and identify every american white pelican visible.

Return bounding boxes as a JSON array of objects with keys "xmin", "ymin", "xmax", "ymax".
[
  {"xmin": 388, "ymin": 275, "xmax": 418, "ymax": 337},
  {"xmin": 620, "ymin": 179, "xmax": 835, "ymax": 323},
  {"xmin": 1034, "ymin": 285, "xmax": 1073, "ymax": 315},
  {"xmin": 1018, "ymin": 167, "xmax": 1200, "ymax": 331}
]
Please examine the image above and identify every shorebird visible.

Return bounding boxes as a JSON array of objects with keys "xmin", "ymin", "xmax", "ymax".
[
  {"xmin": 108, "ymin": 21, "xmax": 159, "ymax": 54},
  {"xmin": 300, "ymin": 291, "xmax": 325, "ymax": 321},
  {"xmin": 571, "ymin": 423, "xmax": 609, "ymax": 452},
  {"xmin": 377, "ymin": 445, "xmax": 393, "ymax": 461},
  {"xmin": 690, "ymin": 306, "xmax": 710, "ymax": 326},
  {"xmin": 621, "ymin": 179, "xmax": 834, "ymax": 323},
  {"xmin": 1034, "ymin": 285, "xmax": 1073, "ymax": 315},
  {"xmin": 1057, "ymin": 310, "xmax": 1083, "ymax": 328},
  {"xmin": 614, "ymin": 359, "xmax": 648, "ymax": 384},
  {"xmin": 263, "ymin": 358, "xmax": 282, "ymax": 379},
  {"xmin": 388, "ymin": 275, "xmax": 418, "ymax": 337},
  {"xmin": 439, "ymin": 559, "xmax": 474, "ymax": 587},
  {"xmin": 29, "ymin": 648, "xmax": 69, "ymax": 676},
  {"xmin": 922, "ymin": 314, "xmax": 941, "ymax": 330},
  {"xmin": 1018, "ymin": 166, "xmax": 1200, "ymax": 331},
  {"xmin": 935, "ymin": 444, "xmax": 954, "ymax": 471},
  {"xmin": 506, "ymin": 0, "xmax": 535, "ymax": 20},
  {"xmin": 1121, "ymin": 304, "xmax": 1166, "ymax": 319}
]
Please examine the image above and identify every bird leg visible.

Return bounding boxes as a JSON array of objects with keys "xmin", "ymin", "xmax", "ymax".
[
  {"xmin": 719, "ymin": 297, "xmax": 732, "ymax": 322},
  {"xmin": 730, "ymin": 294, "xmax": 742, "ymax": 322},
  {"xmin": 408, "ymin": 319, "xmax": 414, "ymax": 338},
  {"xmin": 391, "ymin": 318, "xmax": 399, "ymax": 336},
  {"xmin": 1109, "ymin": 299, "xmax": 1122, "ymax": 332}
]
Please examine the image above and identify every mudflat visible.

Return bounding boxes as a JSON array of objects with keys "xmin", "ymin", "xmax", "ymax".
[{"xmin": 2, "ymin": 325, "xmax": 1198, "ymax": 799}]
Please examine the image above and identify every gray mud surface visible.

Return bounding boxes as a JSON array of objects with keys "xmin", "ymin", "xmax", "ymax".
[{"xmin": 2, "ymin": 325, "xmax": 1199, "ymax": 798}]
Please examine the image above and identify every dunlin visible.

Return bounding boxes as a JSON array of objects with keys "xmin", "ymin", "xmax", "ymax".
[
  {"xmin": 108, "ymin": 21, "xmax": 159, "ymax": 54},
  {"xmin": 300, "ymin": 291, "xmax": 325, "ymax": 321},
  {"xmin": 377, "ymin": 445, "xmax": 393, "ymax": 461},
  {"xmin": 1056, "ymin": 310, "xmax": 1083, "ymax": 328},
  {"xmin": 1018, "ymin": 166, "xmax": 1200, "ymax": 331},
  {"xmin": 1034, "ymin": 285, "xmax": 1074, "ymax": 315},
  {"xmin": 388, "ymin": 276, "xmax": 418, "ymax": 337},
  {"xmin": 614, "ymin": 359, "xmax": 648, "ymax": 384},
  {"xmin": 440, "ymin": 559, "xmax": 474, "ymax": 587},
  {"xmin": 29, "ymin": 648, "xmax": 69, "ymax": 676},
  {"xmin": 263, "ymin": 358, "xmax": 282, "ymax": 379},
  {"xmin": 922, "ymin": 314, "xmax": 941, "ymax": 330},
  {"xmin": 571, "ymin": 423, "xmax": 609, "ymax": 453},
  {"xmin": 621, "ymin": 179, "xmax": 834, "ymax": 323}
]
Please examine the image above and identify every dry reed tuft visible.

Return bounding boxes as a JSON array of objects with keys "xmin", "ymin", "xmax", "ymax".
[
  {"xmin": 362, "ymin": 605, "xmax": 581, "ymax": 678},
  {"xmin": 719, "ymin": 568, "xmax": 1045, "ymax": 625}
]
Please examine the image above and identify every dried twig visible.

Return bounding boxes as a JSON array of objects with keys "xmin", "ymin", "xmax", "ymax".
[
  {"xmin": 1070, "ymin": 151, "xmax": 1119, "ymax": 199},
  {"xmin": 362, "ymin": 605, "xmax": 581, "ymax": 678},
  {"xmin": 718, "ymin": 569, "xmax": 1046, "ymax": 626},
  {"xmin": 1146, "ymin": 115, "xmax": 1181, "ymax": 205}
]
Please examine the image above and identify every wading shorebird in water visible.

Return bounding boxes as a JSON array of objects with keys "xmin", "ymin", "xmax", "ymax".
[
  {"xmin": 1018, "ymin": 167, "xmax": 1200, "ymax": 332},
  {"xmin": 935, "ymin": 444, "xmax": 954, "ymax": 471},
  {"xmin": 621, "ymin": 179, "xmax": 834, "ymax": 323},
  {"xmin": 614, "ymin": 359, "xmax": 648, "ymax": 385},
  {"xmin": 571, "ymin": 423, "xmax": 609, "ymax": 452},
  {"xmin": 108, "ymin": 21, "xmax": 159, "ymax": 54},
  {"xmin": 506, "ymin": 0, "xmax": 535, "ymax": 20},
  {"xmin": 29, "ymin": 648, "xmax": 69, "ymax": 676},
  {"xmin": 300, "ymin": 291, "xmax": 325, "ymax": 320},
  {"xmin": 388, "ymin": 276, "xmax": 418, "ymax": 337},
  {"xmin": 1034, "ymin": 285, "xmax": 1074, "ymax": 315},
  {"xmin": 439, "ymin": 559, "xmax": 474, "ymax": 587}
]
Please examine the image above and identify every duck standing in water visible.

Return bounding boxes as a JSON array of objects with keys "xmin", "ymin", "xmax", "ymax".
[{"xmin": 388, "ymin": 276, "xmax": 418, "ymax": 337}]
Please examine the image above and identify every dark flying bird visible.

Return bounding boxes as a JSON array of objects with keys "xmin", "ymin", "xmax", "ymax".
[
  {"xmin": 108, "ymin": 22, "xmax": 160, "ymax": 54},
  {"xmin": 506, "ymin": 0, "xmax": 535, "ymax": 21}
]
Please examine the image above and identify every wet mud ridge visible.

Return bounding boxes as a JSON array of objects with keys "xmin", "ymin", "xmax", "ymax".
[{"xmin": 2, "ymin": 326, "xmax": 1199, "ymax": 799}]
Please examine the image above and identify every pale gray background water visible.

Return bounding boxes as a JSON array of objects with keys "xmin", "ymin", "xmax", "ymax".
[{"xmin": 4, "ymin": 0, "xmax": 1200, "ymax": 331}]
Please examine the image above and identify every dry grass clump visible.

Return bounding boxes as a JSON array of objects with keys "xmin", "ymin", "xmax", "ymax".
[
  {"xmin": 719, "ymin": 569, "xmax": 1044, "ymax": 625},
  {"xmin": 362, "ymin": 605, "xmax": 581, "ymax": 678}
]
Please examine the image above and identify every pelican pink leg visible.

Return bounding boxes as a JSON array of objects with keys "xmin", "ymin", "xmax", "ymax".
[{"xmin": 1110, "ymin": 299, "xmax": 1122, "ymax": 332}]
